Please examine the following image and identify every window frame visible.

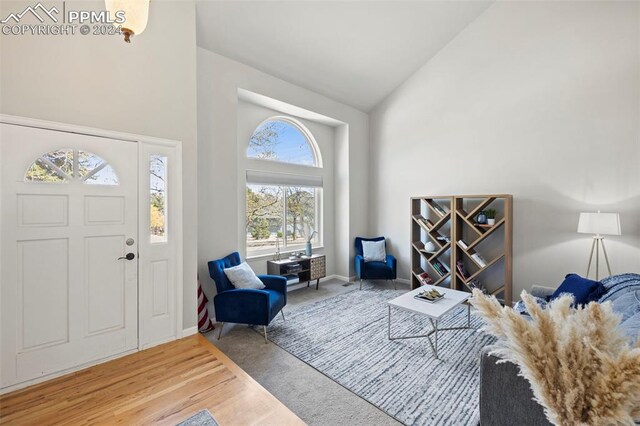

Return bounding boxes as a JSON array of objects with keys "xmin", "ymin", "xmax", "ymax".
[
  {"xmin": 244, "ymin": 115, "xmax": 324, "ymax": 259},
  {"xmin": 245, "ymin": 184, "xmax": 321, "ymax": 257}
]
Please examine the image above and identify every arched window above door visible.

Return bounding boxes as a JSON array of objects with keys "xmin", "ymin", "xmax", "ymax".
[{"xmin": 24, "ymin": 149, "xmax": 119, "ymax": 185}]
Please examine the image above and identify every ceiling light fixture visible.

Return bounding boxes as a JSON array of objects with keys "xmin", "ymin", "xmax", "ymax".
[{"xmin": 105, "ymin": 0, "xmax": 150, "ymax": 43}]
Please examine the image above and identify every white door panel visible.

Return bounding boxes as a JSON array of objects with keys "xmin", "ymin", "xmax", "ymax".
[{"xmin": 1, "ymin": 123, "xmax": 138, "ymax": 388}]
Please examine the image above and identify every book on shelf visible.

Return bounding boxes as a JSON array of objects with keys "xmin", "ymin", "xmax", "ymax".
[
  {"xmin": 432, "ymin": 260, "xmax": 449, "ymax": 276},
  {"xmin": 456, "ymin": 260, "xmax": 469, "ymax": 278},
  {"xmin": 471, "ymin": 253, "xmax": 487, "ymax": 267},
  {"xmin": 468, "ymin": 279, "xmax": 488, "ymax": 294},
  {"xmin": 418, "ymin": 272, "xmax": 434, "ymax": 285},
  {"xmin": 458, "ymin": 239, "xmax": 468, "ymax": 249},
  {"xmin": 283, "ymin": 274, "xmax": 300, "ymax": 285},
  {"xmin": 431, "ymin": 203, "xmax": 447, "ymax": 216}
]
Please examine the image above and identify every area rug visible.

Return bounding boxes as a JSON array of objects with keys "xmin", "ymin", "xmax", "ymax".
[
  {"xmin": 176, "ymin": 409, "xmax": 218, "ymax": 426},
  {"xmin": 261, "ymin": 288, "xmax": 495, "ymax": 425}
]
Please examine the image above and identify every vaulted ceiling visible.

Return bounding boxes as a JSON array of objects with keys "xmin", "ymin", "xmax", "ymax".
[{"xmin": 196, "ymin": 1, "xmax": 492, "ymax": 112}]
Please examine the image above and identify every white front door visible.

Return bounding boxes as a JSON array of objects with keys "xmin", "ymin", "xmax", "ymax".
[{"xmin": 1, "ymin": 123, "xmax": 138, "ymax": 388}]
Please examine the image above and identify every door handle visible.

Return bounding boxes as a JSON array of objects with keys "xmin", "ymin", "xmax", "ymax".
[{"xmin": 118, "ymin": 253, "xmax": 135, "ymax": 261}]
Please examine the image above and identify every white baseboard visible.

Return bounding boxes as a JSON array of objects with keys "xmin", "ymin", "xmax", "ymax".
[
  {"xmin": 395, "ymin": 277, "xmax": 411, "ymax": 285},
  {"xmin": 181, "ymin": 326, "xmax": 198, "ymax": 337},
  {"xmin": 331, "ymin": 274, "xmax": 355, "ymax": 282}
]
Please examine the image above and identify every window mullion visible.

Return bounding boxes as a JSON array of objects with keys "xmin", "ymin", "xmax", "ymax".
[{"xmin": 282, "ymin": 186, "xmax": 287, "ymax": 249}]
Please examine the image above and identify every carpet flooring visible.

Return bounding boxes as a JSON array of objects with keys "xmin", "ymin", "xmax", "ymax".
[
  {"xmin": 258, "ymin": 288, "xmax": 494, "ymax": 425},
  {"xmin": 206, "ymin": 279, "xmax": 401, "ymax": 426}
]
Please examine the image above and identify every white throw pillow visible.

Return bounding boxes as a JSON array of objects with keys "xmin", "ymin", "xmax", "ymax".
[
  {"xmin": 223, "ymin": 262, "xmax": 265, "ymax": 290},
  {"xmin": 362, "ymin": 240, "xmax": 386, "ymax": 262}
]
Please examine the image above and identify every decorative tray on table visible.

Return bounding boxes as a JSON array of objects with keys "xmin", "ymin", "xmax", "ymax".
[{"xmin": 414, "ymin": 288, "xmax": 445, "ymax": 303}]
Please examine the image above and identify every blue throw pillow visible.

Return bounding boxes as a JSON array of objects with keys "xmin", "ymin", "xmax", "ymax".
[{"xmin": 551, "ymin": 274, "xmax": 606, "ymax": 305}]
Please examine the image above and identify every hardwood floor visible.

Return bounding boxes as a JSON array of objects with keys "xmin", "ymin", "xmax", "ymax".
[{"xmin": 0, "ymin": 335, "xmax": 304, "ymax": 425}]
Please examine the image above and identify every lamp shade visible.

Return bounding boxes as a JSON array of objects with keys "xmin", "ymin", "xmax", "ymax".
[
  {"xmin": 105, "ymin": 0, "xmax": 150, "ymax": 42},
  {"xmin": 577, "ymin": 212, "xmax": 621, "ymax": 236}
]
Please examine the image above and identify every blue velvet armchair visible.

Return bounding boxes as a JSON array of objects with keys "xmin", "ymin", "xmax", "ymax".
[
  {"xmin": 208, "ymin": 252, "xmax": 287, "ymax": 343},
  {"xmin": 354, "ymin": 237, "xmax": 397, "ymax": 290}
]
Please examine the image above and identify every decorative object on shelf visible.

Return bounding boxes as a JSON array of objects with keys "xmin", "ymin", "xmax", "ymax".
[
  {"xmin": 475, "ymin": 210, "xmax": 488, "ymax": 224},
  {"xmin": 305, "ymin": 229, "xmax": 318, "ymax": 257},
  {"xmin": 423, "ymin": 241, "xmax": 437, "ymax": 253},
  {"xmin": 289, "ymin": 251, "xmax": 303, "ymax": 260},
  {"xmin": 273, "ymin": 237, "xmax": 281, "ymax": 261},
  {"xmin": 485, "ymin": 209, "xmax": 497, "ymax": 226},
  {"xmin": 577, "ymin": 211, "xmax": 621, "ymax": 280}
]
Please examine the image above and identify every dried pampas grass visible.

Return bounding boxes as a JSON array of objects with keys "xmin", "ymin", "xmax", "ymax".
[{"xmin": 471, "ymin": 289, "xmax": 640, "ymax": 425}]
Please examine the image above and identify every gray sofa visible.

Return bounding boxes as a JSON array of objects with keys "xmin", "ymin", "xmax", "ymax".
[
  {"xmin": 479, "ymin": 347, "xmax": 552, "ymax": 426},
  {"xmin": 478, "ymin": 275, "xmax": 640, "ymax": 426},
  {"xmin": 478, "ymin": 286, "xmax": 554, "ymax": 426}
]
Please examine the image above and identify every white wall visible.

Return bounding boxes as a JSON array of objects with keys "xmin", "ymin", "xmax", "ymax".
[
  {"xmin": 236, "ymin": 100, "xmax": 336, "ymax": 275},
  {"xmin": 197, "ymin": 48, "xmax": 369, "ymax": 302},
  {"xmin": 0, "ymin": 1, "xmax": 198, "ymax": 329},
  {"xmin": 369, "ymin": 1, "xmax": 640, "ymax": 295}
]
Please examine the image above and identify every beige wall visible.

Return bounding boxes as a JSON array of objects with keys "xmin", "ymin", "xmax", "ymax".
[
  {"xmin": 0, "ymin": 1, "xmax": 199, "ymax": 329},
  {"xmin": 197, "ymin": 48, "xmax": 369, "ymax": 301},
  {"xmin": 369, "ymin": 1, "xmax": 640, "ymax": 294}
]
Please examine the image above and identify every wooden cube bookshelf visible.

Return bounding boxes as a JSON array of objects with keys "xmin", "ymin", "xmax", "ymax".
[{"xmin": 410, "ymin": 194, "xmax": 513, "ymax": 306}]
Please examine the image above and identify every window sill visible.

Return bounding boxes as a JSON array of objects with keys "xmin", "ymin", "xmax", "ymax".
[{"xmin": 246, "ymin": 247, "xmax": 325, "ymax": 262}]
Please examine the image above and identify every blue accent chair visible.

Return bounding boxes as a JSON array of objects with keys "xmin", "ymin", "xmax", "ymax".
[
  {"xmin": 354, "ymin": 237, "xmax": 397, "ymax": 290},
  {"xmin": 208, "ymin": 252, "xmax": 287, "ymax": 343}
]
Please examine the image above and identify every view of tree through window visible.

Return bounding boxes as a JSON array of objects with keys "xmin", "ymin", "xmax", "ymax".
[
  {"xmin": 150, "ymin": 155, "xmax": 167, "ymax": 243},
  {"xmin": 247, "ymin": 119, "xmax": 317, "ymax": 166},
  {"xmin": 246, "ymin": 184, "xmax": 318, "ymax": 254},
  {"xmin": 245, "ymin": 116, "xmax": 322, "ymax": 256},
  {"xmin": 25, "ymin": 149, "xmax": 119, "ymax": 185}
]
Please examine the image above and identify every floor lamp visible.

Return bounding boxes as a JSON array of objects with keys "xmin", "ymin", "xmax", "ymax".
[{"xmin": 577, "ymin": 212, "xmax": 621, "ymax": 280}]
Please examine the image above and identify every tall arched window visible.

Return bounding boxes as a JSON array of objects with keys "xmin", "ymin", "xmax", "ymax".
[{"xmin": 245, "ymin": 117, "xmax": 322, "ymax": 256}]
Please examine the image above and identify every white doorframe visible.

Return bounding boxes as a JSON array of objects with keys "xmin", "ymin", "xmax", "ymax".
[{"xmin": 0, "ymin": 114, "xmax": 184, "ymax": 392}]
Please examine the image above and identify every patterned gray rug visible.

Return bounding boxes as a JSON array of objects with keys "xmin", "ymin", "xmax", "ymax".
[
  {"xmin": 261, "ymin": 288, "xmax": 495, "ymax": 425},
  {"xmin": 176, "ymin": 409, "xmax": 218, "ymax": 426}
]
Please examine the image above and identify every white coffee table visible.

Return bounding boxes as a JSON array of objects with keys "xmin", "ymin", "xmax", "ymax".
[{"xmin": 387, "ymin": 285, "xmax": 472, "ymax": 358}]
